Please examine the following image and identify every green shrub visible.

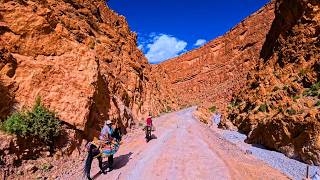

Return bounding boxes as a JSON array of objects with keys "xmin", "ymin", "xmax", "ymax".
[
  {"xmin": 303, "ymin": 81, "xmax": 320, "ymax": 96},
  {"xmin": 1, "ymin": 97, "xmax": 61, "ymax": 144},
  {"xmin": 310, "ymin": 91, "xmax": 318, "ymax": 97},
  {"xmin": 1, "ymin": 112, "xmax": 28, "ymax": 136},
  {"xmin": 287, "ymin": 109, "xmax": 297, "ymax": 115},
  {"xmin": 310, "ymin": 81, "xmax": 320, "ymax": 92},
  {"xmin": 258, "ymin": 104, "xmax": 268, "ymax": 112},
  {"xmin": 269, "ymin": 104, "xmax": 276, "ymax": 110},
  {"xmin": 293, "ymin": 95, "xmax": 300, "ymax": 102},
  {"xmin": 293, "ymin": 95, "xmax": 300, "ymax": 100},
  {"xmin": 303, "ymin": 89, "xmax": 319, "ymax": 97},
  {"xmin": 27, "ymin": 98, "xmax": 61, "ymax": 144},
  {"xmin": 208, "ymin": 106, "xmax": 216, "ymax": 113},
  {"xmin": 41, "ymin": 163, "xmax": 53, "ymax": 172},
  {"xmin": 299, "ymin": 69, "xmax": 306, "ymax": 77},
  {"xmin": 230, "ymin": 99, "xmax": 239, "ymax": 107},
  {"xmin": 227, "ymin": 99, "xmax": 240, "ymax": 110},
  {"xmin": 316, "ymin": 101, "xmax": 320, "ymax": 107}
]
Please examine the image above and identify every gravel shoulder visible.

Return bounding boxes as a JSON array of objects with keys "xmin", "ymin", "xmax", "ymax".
[{"xmin": 215, "ymin": 127, "xmax": 320, "ymax": 180}]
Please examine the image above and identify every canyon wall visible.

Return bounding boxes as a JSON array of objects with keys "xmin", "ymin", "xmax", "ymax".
[
  {"xmin": 222, "ymin": 0, "xmax": 320, "ymax": 164},
  {"xmin": 156, "ymin": 2, "xmax": 275, "ymax": 117},
  {"xmin": 0, "ymin": 0, "xmax": 175, "ymax": 173},
  {"xmin": 0, "ymin": 0, "xmax": 165, "ymax": 138},
  {"xmin": 155, "ymin": 0, "xmax": 320, "ymax": 165}
]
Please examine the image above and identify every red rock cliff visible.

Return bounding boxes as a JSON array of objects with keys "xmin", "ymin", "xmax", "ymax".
[
  {"xmin": 155, "ymin": 2, "xmax": 275, "ymax": 115},
  {"xmin": 223, "ymin": 0, "xmax": 320, "ymax": 164},
  {"xmin": 0, "ymin": 0, "xmax": 161, "ymax": 137}
]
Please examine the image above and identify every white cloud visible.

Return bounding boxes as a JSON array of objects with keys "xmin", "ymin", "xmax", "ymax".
[
  {"xmin": 143, "ymin": 34, "xmax": 187, "ymax": 64},
  {"xmin": 138, "ymin": 44, "xmax": 144, "ymax": 51},
  {"xmin": 194, "ymin": 39, "xmax": 207, "ymax": 47}
]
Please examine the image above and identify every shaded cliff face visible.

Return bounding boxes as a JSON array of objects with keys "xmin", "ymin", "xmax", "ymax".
[
  {"xmin": 223, "ymin": 0, "xmax": 320, "ymax": 164},
  {"xmin": 0, "ymin": 0, "xmax": 157, "ymax": 136},
  {"xmin": 155, "ymin": 2, "xmax": 275, "ymax": 116}
]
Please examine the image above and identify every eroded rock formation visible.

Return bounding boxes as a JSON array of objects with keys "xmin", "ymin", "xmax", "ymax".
[
  {"xmin": 0, "ymin": 0, "xmax": 170, "ymax": 170},
  {"xmin": 0, "ymin": 0, "xmax": 163, "ymax": 133},
  {"xmin": 155, "ymin": 2, "xmax": 275, "ymax": 122},
  {"xmin": 222, "ymin": 0, "xmax": 320, "ymax": 164}
]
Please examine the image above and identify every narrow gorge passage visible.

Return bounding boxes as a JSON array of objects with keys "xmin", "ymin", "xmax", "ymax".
[{"xmin": 62, "ymin": 108, "xmax": 287, "ymax": 180}]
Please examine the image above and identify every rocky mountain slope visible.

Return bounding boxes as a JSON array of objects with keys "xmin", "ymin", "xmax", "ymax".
[
  {"xmin": 155, "ymin": 2, "xmax": 275, "ymax": 119},
  {"xmin": 221, "ymin": 0, "xmax": 320, "ymax": 164},
  {"xmin": 155, "ymin": 0, "xmax": 320, "ymax": 165},
  {"xmin": 0, "ymin": 0, "xmax": 176, "ymax": 132},
  {"xmin": 0, "ymin": 0, "xmax": 318, "ymax": 177},
  {"xmin": 0, "ymin": 0, "xmax": 170, "ymax": 174}
]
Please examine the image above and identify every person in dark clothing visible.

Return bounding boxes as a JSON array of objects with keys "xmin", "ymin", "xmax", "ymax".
[{"xmin": 145, "ymin": 115, "xmax": 153, "ymax": 142}]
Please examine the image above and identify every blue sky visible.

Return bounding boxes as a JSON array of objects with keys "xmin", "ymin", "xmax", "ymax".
[{"xmin": 108, "ymin": 0, "xmax": 270, "ymax": 64}]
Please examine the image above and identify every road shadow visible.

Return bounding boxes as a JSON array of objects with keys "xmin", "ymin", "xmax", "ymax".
[
  {"xmin": 113, "ymin": 152, "xmax": 133, "ymax": 170},
  {"xmin": 251, "ymin": 143, "xmax": 268, "ymax": 150},
  {"xmin": 146, "ymin": 134, "xmax": 157, "ymax": 143},
  {"xmin": 150, "ymin": 134, "xmax": 157, "ymax": 140},
  {"xmin": 101, "ymin": 152, "xmax": 133, "ymax": 171},
  {"xmin": 92, "ymin": 152, "xmax": 133, "ymax": 179},
  {"xmin": 92, "ymin": 171, "xmax": 103, "ymax": 180}
]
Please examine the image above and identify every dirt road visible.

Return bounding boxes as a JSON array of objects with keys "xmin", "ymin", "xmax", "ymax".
[{"xmin": 61, "ymin": 107, "xmax": 287, "ymax": 180}]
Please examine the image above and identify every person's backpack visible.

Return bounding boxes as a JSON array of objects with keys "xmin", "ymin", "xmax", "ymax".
[{"xmin": 146, "ymin": 117, "xmax": 152, "ymax": 126}]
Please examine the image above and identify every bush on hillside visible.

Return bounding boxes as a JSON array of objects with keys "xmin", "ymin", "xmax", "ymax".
[
  {"xmin": 208, "ymin": 105, "xmax": 217, "ymax": 113},
  {"xmin": 258, "ymin": 104, "xmax": 268, "ymax": 112},
  {"xmin": 299, "ymin": 69, "xmax": 306, "ymax": 77},
  {"xmin": 1, "ymin": 97, "xmax": 61, "ymax": 145},
  {"xmin": 278, "ymin": 107, "xmax": 284, "ymax": 113},
  {"xmin": 287, "ymin": 109, "xmax": 297, "ymax": 115},
  {"xmin": 293, "ymin": 95, "xmax": 300, "ymax": 100},
  {"xmin": 1, "ymin": 112, "xmax": 28, "ymax": 136},
  {"xmin": 310, "ymin": 81, "xmax": 320, "ymax": 92},
  {"xmin": 303, "ymin": 81, "xmax": 320, "ymax": 97}
]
